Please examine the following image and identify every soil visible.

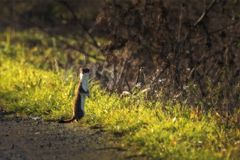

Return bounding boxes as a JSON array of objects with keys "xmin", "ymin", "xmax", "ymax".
[{"xmin": 0, "ymin": 108, "xmax": 148, "ymax": 160}]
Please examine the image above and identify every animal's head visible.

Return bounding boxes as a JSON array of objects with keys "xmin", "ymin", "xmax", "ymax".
[
  {"xmin": 79, "ymin": 68, "xmax": 90, "ymax": 77},
  {"xmin": 82, "ymin": 68, "xmax": 90, "ymax": 74}
]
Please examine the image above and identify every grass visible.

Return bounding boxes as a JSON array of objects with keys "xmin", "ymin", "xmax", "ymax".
[{"xmin": 0, "ymin": 29, "xmax": 240, "ymax": 160}]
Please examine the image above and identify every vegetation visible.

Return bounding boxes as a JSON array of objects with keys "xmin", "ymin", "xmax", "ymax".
[
  {"xmin": 1, "ymin": 0, "xmax": 239, "ymax": 111},
  {"xmin": 97, "ymin": 0, "xmax": 240, "ymax": 111},
  {"xmin": 0, "ymin": 0, "xmax": 240, "ymax": 159},
  {"xmin": 0, "ymin": 30, "xmax": 239, "ymax": 160}
]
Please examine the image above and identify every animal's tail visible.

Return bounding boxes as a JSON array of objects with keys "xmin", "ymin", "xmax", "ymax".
[
  {"xmin": 58, "ymin": 117, "xmax": 76, "ymax": 123},
  {"xmin": 58, "ymin": 112, "xmax": 84, "ymax": 123}
]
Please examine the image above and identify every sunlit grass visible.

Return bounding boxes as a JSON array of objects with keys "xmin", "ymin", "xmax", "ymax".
[
  {"xmin": 0, "ymin": 56, "xmax": 75, "ymax": 120},
  {"xmin": 0, "ymin": 30, "xmax": 239, "ymax": 160}
]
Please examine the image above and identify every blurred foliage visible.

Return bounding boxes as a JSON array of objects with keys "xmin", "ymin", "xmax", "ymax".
[
  {"xmin": 0, "ymin": 1, "xmax": 239, "ymax": 159},
  {"xmin": 0, "ymin": 29, "xmax": 105, "ymax": 71},
  {"xmin": 1, "ymin": 0, "xmax": 239, "ymax": 114},
  {"xmin": 0, "ymin": 0, "xmax": 103, "ymax": 30},
  {"xmin": 0, "ymin": 45, "xmax": 240, "ymax": 159}
]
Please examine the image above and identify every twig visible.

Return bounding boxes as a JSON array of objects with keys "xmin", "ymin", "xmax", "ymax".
[
  {"xmin": 125, "ymin": 77, "xmax": 132, "ymax": 93},
  {"xmin": 177, "ymin": 3, "xmax": 184, "ymax": 42},
  {"xmin": 64, "ymin": 42, "xmax": 104, "ymax": 62},
  {"xmin": 116, "ymin": 58, "xmax": 128, "ymax": 91},
  {"xmin": 208, "ymin": 21, "xmax": 239, "ymax": 35},
  {"xmin": 192, "ymin": 21, "xmax": 239, "ymax": 40},
  {"xmin": 194, "ymin": 0, "xmax": 217, "ymax": 26},
  {"xmin": 56, "ymin": 0, "xmax": 103, "ymax": 53}
]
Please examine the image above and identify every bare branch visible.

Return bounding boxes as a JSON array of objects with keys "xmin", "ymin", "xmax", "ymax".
[
  {"xmin": 55, "ymin": 0, "xmax": 103, "ymax": 53},
  {"xmin": 194, "ymin": 0, "xmax": 217, "ymax": 26}
]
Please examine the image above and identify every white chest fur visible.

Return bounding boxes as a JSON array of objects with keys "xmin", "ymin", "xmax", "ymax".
[{"xmin": 80, "ymin": 72, "xmax": 89, "ymax": 92}]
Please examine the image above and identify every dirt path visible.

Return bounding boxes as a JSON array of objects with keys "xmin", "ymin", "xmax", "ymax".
[{"xmin": 0, "ymin": 110, "xmax": 147, "ymax": 160}]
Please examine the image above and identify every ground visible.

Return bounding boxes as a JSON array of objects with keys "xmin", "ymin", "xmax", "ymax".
[{"xmin": 0, "ymin": 109, "xmax": 147, "ymax": 160}]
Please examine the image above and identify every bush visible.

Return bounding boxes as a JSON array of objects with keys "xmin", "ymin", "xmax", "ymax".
[{"xmin": 96, "ymin": 0, "xmax": 240, "ymax": 113}]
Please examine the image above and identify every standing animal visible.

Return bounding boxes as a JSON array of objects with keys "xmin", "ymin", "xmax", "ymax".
[{"xmin": 59, "ymin": 68, "xmax": 90, "ymax": 123}]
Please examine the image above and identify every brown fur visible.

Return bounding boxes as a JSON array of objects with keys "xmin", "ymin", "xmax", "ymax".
[{"xmin": 59, "ymin": 68, "xmax": 89, "ymax": 123}]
